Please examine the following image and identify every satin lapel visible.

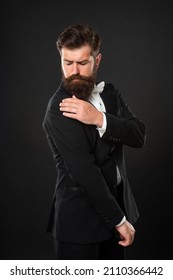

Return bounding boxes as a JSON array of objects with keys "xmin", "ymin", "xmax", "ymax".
[{"xmin": 100, "ymin": 87, "xmax": 117, "ymax": 115}]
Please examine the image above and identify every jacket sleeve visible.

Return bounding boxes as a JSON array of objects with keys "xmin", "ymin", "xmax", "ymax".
[
  {"xmin": 103, "ymin": 86, "xmax": 146, "ymax": 148},
  {"xmin": 43, "ymin": 104, "xmax": 124, "ymax": 229}
]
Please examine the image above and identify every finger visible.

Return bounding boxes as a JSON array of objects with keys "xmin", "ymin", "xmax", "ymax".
[
  {"xmin": 62, "ymin": 112, "xmax": 78, "ymax": 119},
  {"xmin": 60, "ymin": 102, "xmax": 79, "ymax": 109},
  {"xmin": 60, "ymin": 106, "xmax": 77, "ymax": 113},
  {"xmin": 119, "ymin": 233, "xmax": 124, "ymax": 240},
  {"xmin": 62, "ymin": 98, "xmax": 80, "ymax": 104},
  {"xmin": 118, "ymin": 240, "xmax": 130, "ymax": 247},
  {"xmin": 60, "ymin": 101, "xmax": 79, "ymax": 108},
  {"xmin": 119, "ymin": 236, "xmax": 134, "ymax": 247}
]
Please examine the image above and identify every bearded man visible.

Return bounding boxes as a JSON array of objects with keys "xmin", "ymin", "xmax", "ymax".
[{"xmin": 42, "ymin": 23, "xmax": 146, "ymax": 260}]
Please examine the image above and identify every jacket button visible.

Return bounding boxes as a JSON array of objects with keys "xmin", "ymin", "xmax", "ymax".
[{"xmin": 104, "ymin": 216, "xmax": 110, "ymax": 223}]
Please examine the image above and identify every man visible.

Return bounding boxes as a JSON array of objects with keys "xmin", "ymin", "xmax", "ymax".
[{"xmin": 42, "ymin": 23, "xmax": 146, "ymax": 260}]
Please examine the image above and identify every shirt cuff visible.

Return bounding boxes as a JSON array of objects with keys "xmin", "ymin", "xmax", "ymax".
[
  {"xmin": 115, "ymin": 216, "xmax": 126, "ymax": 227},
  {"xmin": 96, "ymin": 112, "xmax": 107, "ymax": 137}
]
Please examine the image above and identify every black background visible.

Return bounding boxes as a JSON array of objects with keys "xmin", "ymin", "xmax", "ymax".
[{"xmin": 1, "ymin": 0, "xmax": 173, "ymax": 259}]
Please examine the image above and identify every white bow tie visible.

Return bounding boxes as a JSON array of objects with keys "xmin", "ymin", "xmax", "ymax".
[{"xmin": 92, "ymin": 81, "xmax": 105, "ymax": 94}]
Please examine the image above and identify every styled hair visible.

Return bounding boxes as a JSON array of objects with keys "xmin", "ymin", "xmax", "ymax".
[{"xmin": 56, "ymin": 23, "xmax": 101, "ymax": 57}]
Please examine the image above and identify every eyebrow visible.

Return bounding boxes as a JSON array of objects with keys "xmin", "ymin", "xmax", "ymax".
[{"xmin": 63, "ymin": 59, "xmax": 89, "ymax": 63}]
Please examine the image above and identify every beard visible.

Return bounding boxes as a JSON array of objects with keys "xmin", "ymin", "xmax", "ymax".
[{"xmin": 62, "ymin": 72, "xmax": 96, "ymax": 100}]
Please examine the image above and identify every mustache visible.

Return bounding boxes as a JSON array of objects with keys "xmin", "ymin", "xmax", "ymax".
[{"xmin": 65, "ymin": 74, "xmax": 92, "ymax": 83}]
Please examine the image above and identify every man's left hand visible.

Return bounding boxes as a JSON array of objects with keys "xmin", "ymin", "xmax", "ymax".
[{"xmin": 59, "ymin": 96, "xmax": 103, "ymax": 127}]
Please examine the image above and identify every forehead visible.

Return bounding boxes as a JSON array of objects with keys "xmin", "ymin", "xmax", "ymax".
[{"xmin": 61, "ymin": 45, "xmax": 93, "ymax": 61}]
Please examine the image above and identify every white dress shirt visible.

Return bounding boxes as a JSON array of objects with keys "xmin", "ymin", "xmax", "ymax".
[{"xmin": 88, "ymin": 82, "xmax": 126, "ymax": 227}]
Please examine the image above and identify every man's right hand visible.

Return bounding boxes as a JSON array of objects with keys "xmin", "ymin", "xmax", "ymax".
[
  {"xmin": 115, "ymin": 220, "xmax": 136, "ymax": 247},
  {"xmin": 59, "ymin": 96, "xmax": 103, "ymax": 127}
]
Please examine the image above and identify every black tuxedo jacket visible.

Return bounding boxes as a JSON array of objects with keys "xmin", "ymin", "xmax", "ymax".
[{"xmin": 42, "ymin": 82, "xmax": 146, "ymax": 244}]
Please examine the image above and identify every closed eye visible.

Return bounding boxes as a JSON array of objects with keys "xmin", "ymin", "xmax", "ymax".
[
  {"xmin": 63, "ymin": 60, "xmax": 89, "ymax": 66},
  {"xmin": 64, "ymin": 60, "xmax": 73, "ymax": 65},
  {"xmin": 78, "ymin": 61, "xmax": 89, "ymax": 65}
]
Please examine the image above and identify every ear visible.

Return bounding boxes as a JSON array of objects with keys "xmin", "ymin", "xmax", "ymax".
[{"xmin": 95, "ymin": 53, "xmax": 102, "ymax": 69}]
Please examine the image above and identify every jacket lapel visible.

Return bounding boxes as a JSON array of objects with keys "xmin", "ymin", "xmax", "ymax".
[{"xmin": 100, "ymin": 84, "xmax": 118, "ymax": 115}]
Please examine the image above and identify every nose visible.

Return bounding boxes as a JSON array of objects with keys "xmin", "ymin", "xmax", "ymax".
[{"xmin": 71, "ymin": 62, "xmax": 80, "ymax": 75}]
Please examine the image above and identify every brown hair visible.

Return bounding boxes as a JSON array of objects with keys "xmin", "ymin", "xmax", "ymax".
[{"xmin": 56, "ymin": 23, "xmax": 101, "ymax": 57}]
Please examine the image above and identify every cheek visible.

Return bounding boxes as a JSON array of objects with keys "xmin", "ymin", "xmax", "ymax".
[{"xmin": 82, "ymin": 65, "xmax": 94, "ymax": 76}]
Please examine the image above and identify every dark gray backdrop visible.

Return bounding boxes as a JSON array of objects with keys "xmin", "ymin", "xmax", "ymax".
[{"xmin": 1, "ymin": 0, "xmax": 173, "ymax": 259}]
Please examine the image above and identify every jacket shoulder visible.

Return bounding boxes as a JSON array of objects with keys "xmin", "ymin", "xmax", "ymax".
[
  {"xmin": 104, "ymin": 82, "xmax": 119, "ymax": 96},
  {"xmin": 47, "ymin": 86, "xmax": 70, "ymax": 111}
]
